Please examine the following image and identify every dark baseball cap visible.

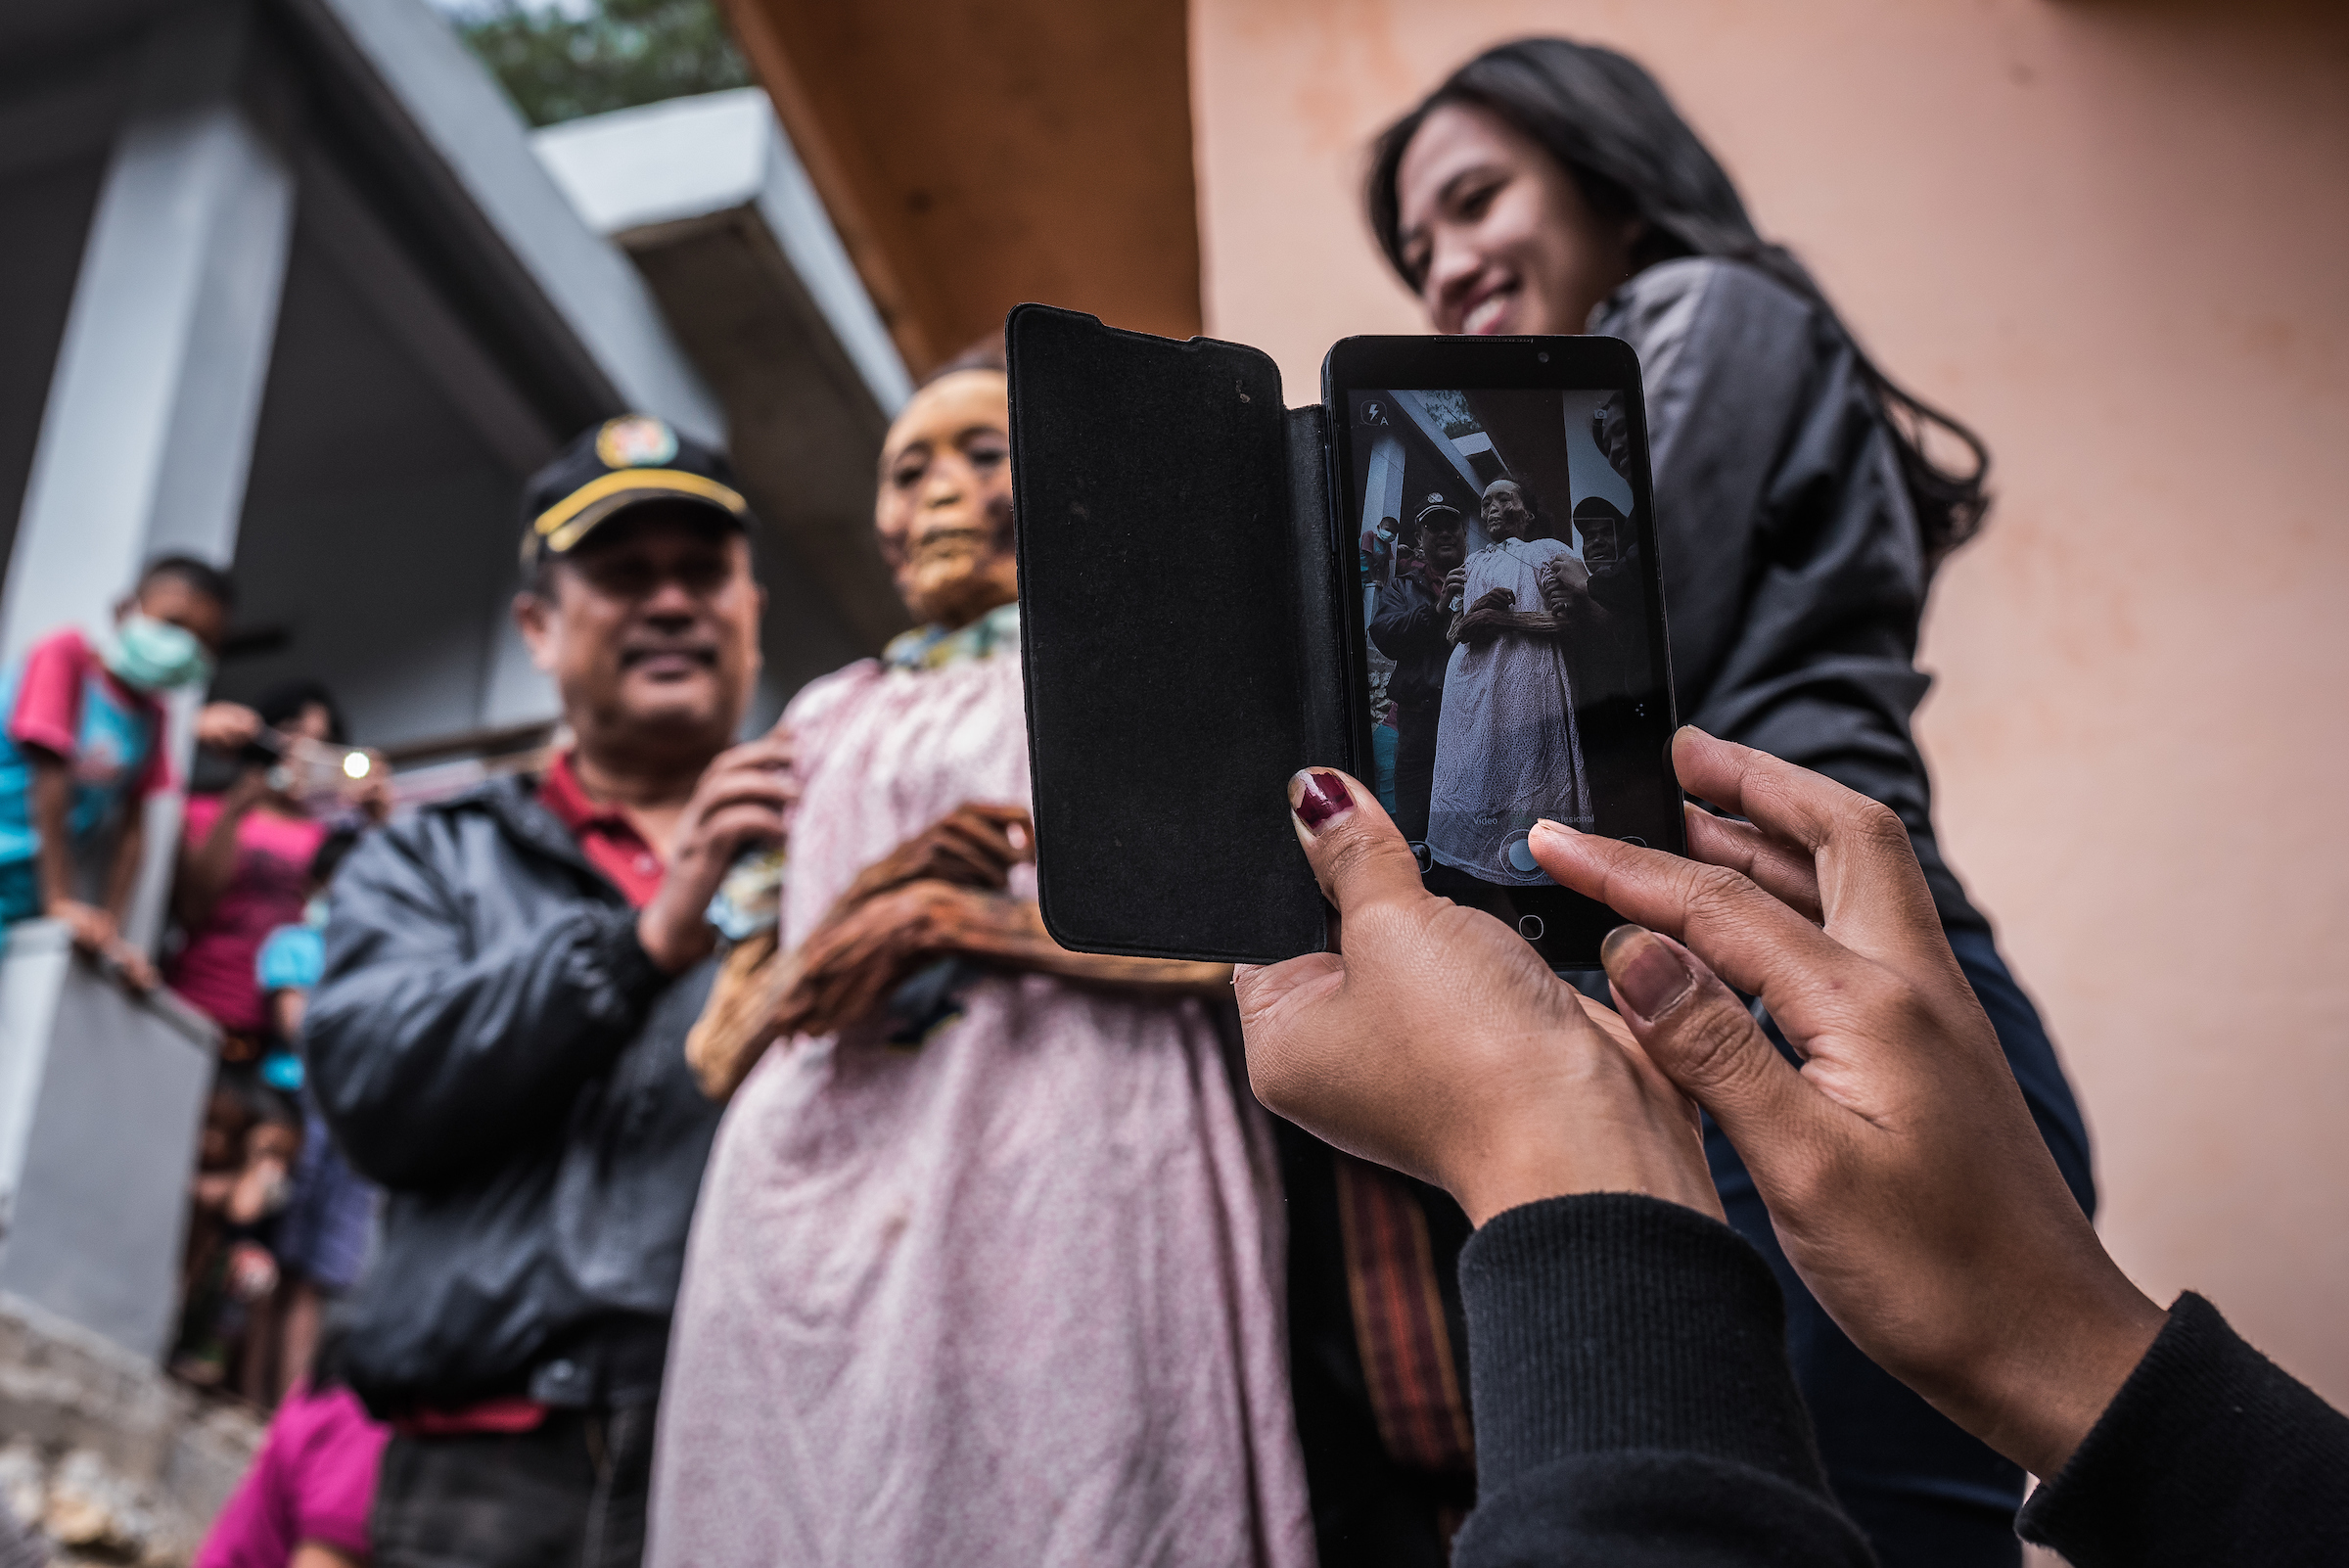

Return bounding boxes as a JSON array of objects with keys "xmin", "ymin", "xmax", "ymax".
[
  {"xmin": 1413, "ymin": 492, "xmax": 1464, "ymax": 529},
  {"xmin": 520, "ymin": 415, "xmax": 751, "ymax": 567}
]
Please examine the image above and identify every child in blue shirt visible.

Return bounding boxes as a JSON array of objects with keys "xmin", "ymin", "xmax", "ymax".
[{"xmin": 0, "ymin": 556, "xmax": 242, "ymax": 986}]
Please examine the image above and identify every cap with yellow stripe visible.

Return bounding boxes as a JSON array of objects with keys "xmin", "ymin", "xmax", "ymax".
[{"xmin": 521, "ymin": 415, "xmax": 752, "ymax": 567}]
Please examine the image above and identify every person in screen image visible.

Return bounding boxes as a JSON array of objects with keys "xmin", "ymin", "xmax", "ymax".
[
  {"xmin": 1426, "ymin": 476, "xmax": 1594, "ymax": 881},
  {"xmin": 1371, "ymin": 498, "xmax": 1471, "ymax": 842}
]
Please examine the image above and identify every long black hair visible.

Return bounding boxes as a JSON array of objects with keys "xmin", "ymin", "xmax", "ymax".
[{"xmin": 1367, "ymin": 38, "xmax": 1991, "ymax": 574}]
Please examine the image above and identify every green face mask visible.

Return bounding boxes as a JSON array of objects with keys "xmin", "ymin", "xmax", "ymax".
[{"xmin": 103, "ymin": 614, "xmax": 213, "ymax": 693}]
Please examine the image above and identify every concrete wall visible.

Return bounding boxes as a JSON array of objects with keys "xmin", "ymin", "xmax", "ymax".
[{"xmin": 1191, "ymin": 0, "xmax": 2349, "ymax": 1406}]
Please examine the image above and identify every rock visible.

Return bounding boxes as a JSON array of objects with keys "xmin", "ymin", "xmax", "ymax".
[
  {"xmin": 41, "ymin": 1452, "xmax": 151, "ymax": 1556},
  {"xmin": 0, "ymin": 1444, "xmax": 43, "ymax": 1542}
]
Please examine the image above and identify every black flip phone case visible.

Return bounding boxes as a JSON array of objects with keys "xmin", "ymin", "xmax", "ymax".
[{"xmin": 1007, "ymin": 303, "xmax": 1356, "ymax": 963}]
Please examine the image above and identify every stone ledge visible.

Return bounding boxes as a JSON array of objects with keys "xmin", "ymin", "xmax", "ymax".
[{"xmin": 0, "ymin": 1295, "xmax": 261, "ymax": 1566}]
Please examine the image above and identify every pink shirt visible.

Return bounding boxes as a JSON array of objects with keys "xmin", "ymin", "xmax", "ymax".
[
  {"xmin": 7, "ymin": 627, "xmax": 172, "ymax": 796},
  {"xmin": 195, "ymin": 1382, "xmax": 388, "ymax": 1568},
  {"xmin": 167, "ymin": 798, "xmax": 328, "ymax": 1035}
]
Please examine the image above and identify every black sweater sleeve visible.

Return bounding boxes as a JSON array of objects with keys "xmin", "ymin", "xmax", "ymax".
[
  {"xmin": 2019, "ymin": 1292, "xmax": 2349, "ymax": 1566},
  {"xmin": 1452, "ymin": 1194, "xmax": 1876, "ymax": 1567}
]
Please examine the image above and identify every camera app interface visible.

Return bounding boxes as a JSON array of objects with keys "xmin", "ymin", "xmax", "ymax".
[{"xmin": 1351, "ymin": 387, "xmax": 1671, "ymax": 902}]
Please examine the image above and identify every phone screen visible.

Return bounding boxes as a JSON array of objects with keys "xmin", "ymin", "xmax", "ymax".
[{"xmin": 1331, "ymin": 352, "xmax": 1682, "ymax": 966}]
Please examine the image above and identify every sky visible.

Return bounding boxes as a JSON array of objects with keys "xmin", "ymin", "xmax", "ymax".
[{"xmin": 425, "ymin": 0, "xmax": 600, "ymax": 21}]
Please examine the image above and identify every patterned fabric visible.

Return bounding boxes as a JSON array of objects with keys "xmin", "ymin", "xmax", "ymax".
[
  {"xmin": 648, "ymin": 635, "xmax": 1312, "ymax": 1568},
  {"xmin": 880, "ymin": 599, "xmax": 1021, "ymax": 671},
  {"xmin": 1334, "ymin": 1154, "xmax": 1476, "ymax": 1473}
]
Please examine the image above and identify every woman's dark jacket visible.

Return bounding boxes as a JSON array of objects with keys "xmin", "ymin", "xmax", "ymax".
[
  {"xmin": 304, "ymin": 775, "xmax": 723, "ymax": 1416},
  {"xmin": 1452, "ymin": 1194, "xmax": 2349, "ymax": 1566},
  {"xmin": 1593, "ymin": 256, "xmax": 1985, "ymax": 930}
]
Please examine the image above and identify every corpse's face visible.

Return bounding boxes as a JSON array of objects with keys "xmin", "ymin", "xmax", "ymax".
[
  {"xmin": 1481, "ymin": 481, "xmax": 1537, "ymax": 542},
  {"xmin": 876, "ymin": 370, "xmax": 1017, "ymax": 630},
  {"xmin": 1395, "ymin": 102, "xmax": 1643, "ymax": 339},
  {"xmin": 1419, "ymin": 518, "xmax": 1468, "ymax": 573}
]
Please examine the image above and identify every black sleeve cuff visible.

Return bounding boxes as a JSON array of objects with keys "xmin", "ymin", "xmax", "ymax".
[
  {"xmin": 2019, "ymin": 1292, "xmax": 2349, "ymax": 1567},
  {"xmin": 1459, "ymin": 1192, "xmax": 1833, "ymax": 1500},
  {"xmin": 586, "ymin": 905, "xmax": 671, "ymax": 1018}
]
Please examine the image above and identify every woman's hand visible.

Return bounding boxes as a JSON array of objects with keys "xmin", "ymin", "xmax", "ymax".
[
  {"xmin": 1233, "ymin": 768, "xmax": 1719, "ymax": 1226},
  {"xmin": 1532, "ymin": 728, "xmax": 2167, "ymax": 1481}
]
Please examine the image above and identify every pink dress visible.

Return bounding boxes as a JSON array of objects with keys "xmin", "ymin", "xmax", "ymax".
[{"xmin": 648, "ymin": 623, "xmax": 1313, "ymax": 1568}]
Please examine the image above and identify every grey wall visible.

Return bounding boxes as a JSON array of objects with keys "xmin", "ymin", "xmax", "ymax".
[
  {"xmin": 215, "ymin": 201, "xmax": 541, "ymax": 747},
  {"xmin": 0, "ymin": 156, "xmax": 107, "ymax": 590}
]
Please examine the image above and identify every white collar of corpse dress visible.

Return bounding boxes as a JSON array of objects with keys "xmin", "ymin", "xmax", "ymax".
[{"xmin": 882, "ymin": 600, "xmax": 1022, "ymax": 672}]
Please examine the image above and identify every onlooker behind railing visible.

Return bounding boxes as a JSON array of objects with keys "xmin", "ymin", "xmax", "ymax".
[
  {"xmin": 256, "ymin": 826, "xmax": 377, "ymax": 1407},
  {"xmin": 166, "ymin": 679, "xmax": 389, "ymax": 1405},
  {"xmin": 170, "ymin": 680, "xmax": 388, "ymax": 1071},
  {"xmin": 0, "ymin": 554, "xmax": 243, "ymax": 988}
]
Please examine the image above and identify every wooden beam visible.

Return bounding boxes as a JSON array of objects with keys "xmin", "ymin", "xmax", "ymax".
[{"xmin": 717, "ymin": 0, "xmax": 1201, "ymax": 378}]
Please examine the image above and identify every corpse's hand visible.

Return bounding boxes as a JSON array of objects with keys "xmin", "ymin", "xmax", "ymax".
[
  {"xmin": 757, "ymin": 803, "xmax": 1033, "ymax": 1037},
  {"xmin": 1531, "ymin": 729, "xmax": 2168, "ymax": 1481},
  {"xmin": 765, "ymin": 878, "xmax": 980, "ymax": 1040},
  {"xmin": 1470, "ymin": 586, "xmax": 1516, "ymax": 616},
  {"xmin": 1234, "ymin": 768, "xmax": 1719, "ymax": 1226},
  {"xmin": 831, "ymin": 803, "xmax": 1033, "ymax": 908}
]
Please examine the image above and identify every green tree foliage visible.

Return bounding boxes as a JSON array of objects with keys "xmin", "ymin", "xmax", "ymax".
[{"xmin": 454, "ymin": 0, "xmax": 752, "ymax": 127}]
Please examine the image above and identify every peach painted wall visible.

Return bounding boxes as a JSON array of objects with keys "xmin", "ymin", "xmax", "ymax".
[{"xmin": 1192, "ymin": 0, "xmax": 2349, "ymax": 1405}]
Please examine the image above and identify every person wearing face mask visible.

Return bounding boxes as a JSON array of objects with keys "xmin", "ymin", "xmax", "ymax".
[
  {"xmin": 0, "ymin": 555, "xmax": 241, "ymax": 990},
  {"xmin": 646, "ymin": 348, "xmax": 1314, "ymax": 1568},
  {"xmin": 1363, "ymin": 38, "xmax": 2096, "ymax": 1567}
]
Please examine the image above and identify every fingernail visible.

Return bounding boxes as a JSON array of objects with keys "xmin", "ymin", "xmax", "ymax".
[
  {"xmin": 1530, "ymin": 816, "xmax": 1576, "ymax": 842},
  {"xmin": 1289, "ymin": 769, "xmax": 1355, "ymax": 834},
  {"xmin": 1601, "ymin": 925, "xmax": 1692, "ymax": 1019}
]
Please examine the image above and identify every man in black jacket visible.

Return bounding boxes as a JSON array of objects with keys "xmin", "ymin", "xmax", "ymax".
[
  {"xmin": 307, "ymin": 417, "xmax": 794, "ymax": 1568},
  {"xmin": 1370, "ymin": 497, "xmax": 1469, "ymax": 843}
]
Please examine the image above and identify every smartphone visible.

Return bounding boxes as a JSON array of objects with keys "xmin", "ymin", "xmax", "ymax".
[
  {"xmin": 1323, "ymin": 336, "xmax": 1683, "ymax": 965},
  {"xmin": 1005, "ymin": 306, "xmax": 1681, "ymax": 969}
]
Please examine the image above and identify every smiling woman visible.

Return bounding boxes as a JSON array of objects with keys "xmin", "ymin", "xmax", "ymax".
[{"xmin": 1347, "ymin": 37, "xmax": 2098, "ymax": 1568}]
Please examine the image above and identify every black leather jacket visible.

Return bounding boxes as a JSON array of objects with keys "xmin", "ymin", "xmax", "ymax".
[
  {"xmin": 1369, "ymin": 574, "xmax": 1452, "ymax": 713},
  {"xmin": 1594, "ymin": 257, "xmax": 1984, "ymax": 930},
  {"xmin": 305, "ymin": 773, "xmax": 722, "ymax": 1417}
]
